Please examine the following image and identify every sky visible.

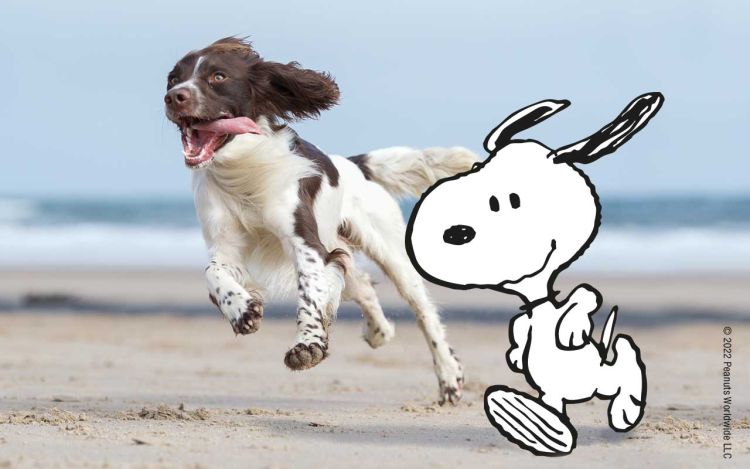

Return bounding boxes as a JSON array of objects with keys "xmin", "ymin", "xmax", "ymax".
[{"xmin": 1, "ymin": 0, "xmax": 748, "ymax": 198}]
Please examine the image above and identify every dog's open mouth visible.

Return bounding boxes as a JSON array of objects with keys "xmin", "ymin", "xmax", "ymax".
[{"xmin": 179, "ymin": 116, "xmax": 262, "ymax": 168}]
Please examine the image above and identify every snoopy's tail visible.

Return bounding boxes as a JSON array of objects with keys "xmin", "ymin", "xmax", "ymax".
[{"xmin": 349, "ymin": 146, "xmax": 479, "ymax": 197}]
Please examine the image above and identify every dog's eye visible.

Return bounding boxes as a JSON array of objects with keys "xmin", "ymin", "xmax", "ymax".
[
  {"xmin": 212, "ymin": 72, "xmax": 227, "ymax": 82},
  {"xmin": 168, "ymin": 76, "xmax": 178, "ymax": 87},
  {"xmin": 489, "ymin": 195, "xmax": 499, "ymax": 212},
  {"xmin": 509, "ymin": 193, "xmax": 521, "ymax": 209}
]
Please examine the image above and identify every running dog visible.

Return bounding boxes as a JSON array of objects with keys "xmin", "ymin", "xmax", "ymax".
[{"xmin": 163, "ymin": 37, "xmax": 477, "ymax": 404}]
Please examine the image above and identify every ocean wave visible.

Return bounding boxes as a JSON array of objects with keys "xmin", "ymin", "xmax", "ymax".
[
  {"xmin": 1, "ymin": 223, "xmax": 749, "ymax": 272},
  {"xmin": 0, "ymin": 224, "xmax": 206, "ymax": 267},
  {"xmin": 3, "ymin": 196, "xmax": 750, "ymax": 229},
  {"xmin": 573, "ymin": 227, "xmax": 750, "ymax": 272},
  {"xmin": 0, "ymin": 198, "xmax": 38, "ymax": 223}
]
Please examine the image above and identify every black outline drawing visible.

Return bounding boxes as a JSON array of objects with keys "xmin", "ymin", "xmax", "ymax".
[{"xmin": 405, "ymin": 92, "xmax": 663, "ymax": 456}]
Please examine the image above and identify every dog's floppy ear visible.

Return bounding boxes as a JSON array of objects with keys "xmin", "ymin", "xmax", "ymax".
[
  {"xmin": 553, "ymin": 92, "xmax": 664, "ymax": 165},
  {"xmin": 251, "ymin": 60, "xmax": 340, "ymax": 121},
  {"xmin": 484, "ymin": 99, "xmax": 570, "ymax": 153}
]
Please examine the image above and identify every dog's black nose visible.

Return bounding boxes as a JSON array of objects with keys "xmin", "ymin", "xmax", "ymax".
[
  {"xmin": 164, "ymin": 88, "xmax": 191, "ymax": 107},
  {"xmin": 443, "ymin": 225, "xmax": 476, "ymax": 245}
]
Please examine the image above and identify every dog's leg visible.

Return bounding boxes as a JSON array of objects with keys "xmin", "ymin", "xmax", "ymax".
[
  {"xmin": 279, "ymin": 236, "xmax": 347, "ymax": 370},
  {"xmin": 375, "ymin": 251, "xmax": 464, "ymax": 405},
  {"xmin": 348, "ymin": 200, "xmax": 464, "ymax": 405},
  {"xmin": 193, "ymin": 176, "xmax": 264, "ymax": 335},
  {"xmin": 261, "ymin": 173, "xmax": 348, "ymax": 370},
  {"xmin": 205, "ymin": 255, "xmax": 264, "ymax": 335},
  {"xmin": 343, "ymin": 266, "xmax": 395, "ymax": 348}
]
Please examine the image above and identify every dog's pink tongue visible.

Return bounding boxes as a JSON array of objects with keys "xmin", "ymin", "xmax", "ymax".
[{"xmin": 192, "ymin": 117, "xmax": 261, "ymax": 135}]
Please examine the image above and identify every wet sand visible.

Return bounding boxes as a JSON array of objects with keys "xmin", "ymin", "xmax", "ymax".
[{"xmin": 0, "ymin": 270, "xmax": 748, "ymax": 467}]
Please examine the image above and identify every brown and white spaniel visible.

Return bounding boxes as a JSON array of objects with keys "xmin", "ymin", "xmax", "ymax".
[{"xmin": 164, "ymin": 37, "xmax": 477, "ymax": 404}]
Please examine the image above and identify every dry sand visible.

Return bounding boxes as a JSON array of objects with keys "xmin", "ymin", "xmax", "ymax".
[{"xmin": 0, "ymin": 270, "xmax": 748, "ymax": 468}]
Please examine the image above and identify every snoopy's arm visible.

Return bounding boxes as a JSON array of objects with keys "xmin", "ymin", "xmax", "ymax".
[
  {"xmin": 556, "ymin": 284, "xmax": 603, "ymax": 350},
  {"xmin": 506, "ymin": 312, "xmax": 532, "ymax": 372}
]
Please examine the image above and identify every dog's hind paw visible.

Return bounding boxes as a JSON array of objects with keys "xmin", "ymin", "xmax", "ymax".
[
  {"xmin": 439, "ymin": 383, "xmax": 463, "ymax": 406},
  {"xmin": 437, "ymin": 351, "xmax": 464, "ymax": 406},
  {"xmin": 284, "ymin": 342, "xmax": 328, "ymax": 370},
  {"xmin": 363, "ymin": 320, "xmax": 395, "ymax": 349}
]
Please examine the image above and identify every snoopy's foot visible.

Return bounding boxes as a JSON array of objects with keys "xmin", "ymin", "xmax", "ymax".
[
  {"xmin": 609, "ymin": 391, "xmax": 645, "ymax": 431},
  {"xmin": 607, "ymin": 335, "xmax": 646, "ymax": 431},
  {"xmin": 485, "ymin": 385, "xmax": 576, "ymax": 455}
]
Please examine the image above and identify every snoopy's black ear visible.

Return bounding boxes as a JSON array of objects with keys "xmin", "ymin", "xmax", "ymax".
[
  {"xmin": 553, "ymin": 92, "xmax": 664, "ymax": 165},
  {"xmin": 484, "ymin": 99, "xmax": 570, "ymax": 153}
]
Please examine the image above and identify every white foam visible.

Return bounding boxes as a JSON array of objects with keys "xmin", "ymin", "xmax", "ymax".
[
  {"xmin": 0, "ymin": 198, "xmax": 38, "ymax": 223},
  {"xmin": 573, "ymin": 227, "xmax": 750, "ymax": 273},
  {"xmin": 0, "ymin": 225, "xmax": 206, "ymax": 267},
  {"xmin": 1, "ymin": 224, "xmax": 750, "ymax": 272}
]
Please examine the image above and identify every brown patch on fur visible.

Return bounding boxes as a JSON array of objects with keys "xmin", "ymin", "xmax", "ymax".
[
  {"xmin": 347, "ymin": 154, "xmax": 372, "ymax": 180},
  {"xmin": 325, "ymin": 248, "xmax": 349, "ymax": 275},
  {"xmin": 337, "ymin": 220, "xmax": 366, "ymax": 255},
  {"xmin": 294, "ymin": 176, "xmax": 349, "ymax": 273},
  {"xmin": 205, "ymin": 37, "xmax": 260, "ymax": 57},
  {"xmin": 166, "ymin": 37, "xmax": 339, "ymax": 126},
  {"xmin": 337, "ymin": 220, "xmax": 363, "ymax": 251},
  {"xmin": 337, "ymin": 221, "xmax": 353, "ymax": 240},
  {"xmin": 250, "ymin": 60, "xmax": 339, "ymax": 122},
  {"xmin": 208, "ymin": 294, "xmax": 220, "ymax": 308},
  {"xmin": 293, "ymin": 176, "xmax": 328, "ymax": 258},
  {"xmin": 291, "ymin": 134, "xmax": 344, "ymax": 266},
  {"xmin": 291, "ymin": 134, "xmax": 339, "ymax": 186}
]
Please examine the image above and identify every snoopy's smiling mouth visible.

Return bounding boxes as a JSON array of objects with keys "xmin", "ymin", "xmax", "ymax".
[
  {"xmin": 178, "ymin": 116, "xmax": 262, "ymax": 169},
  {"xmin": 503, "ymin": 239, "xmax": 557, "ymax": 287}
]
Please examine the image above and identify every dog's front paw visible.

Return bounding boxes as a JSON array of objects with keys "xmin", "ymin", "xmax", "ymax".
[
  {"xmin": 556, "ymin": 309, "xmax": 592, "ymax": 349},
  {"xmin": 437, "ymin": 349, "xmax": 464, "ymax": 406},
  {"xmin": 230, "ymin": 298, "xmax": 264, "ymax": 335},
  {"xmin": 210, "ymin": 291, "xmax": 264, "ymax": 335},
  {"xmin": 284, "ymin": 342, "xmax": 328, "ymax": 370}
]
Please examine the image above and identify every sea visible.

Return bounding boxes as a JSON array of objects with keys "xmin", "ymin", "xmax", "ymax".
[{"xmin": 1, "ymin": 195, "xmax": 749, "ymax": 273}]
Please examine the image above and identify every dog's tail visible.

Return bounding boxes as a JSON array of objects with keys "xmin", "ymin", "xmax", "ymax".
[{"xmin": 349, "ymin": 146, "xmax": 479, "ymax": 197}]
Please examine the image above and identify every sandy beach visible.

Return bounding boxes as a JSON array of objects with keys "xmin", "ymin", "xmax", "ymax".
[{"xmin": 0, "ymin": 270, "xmax": 748, "ymax": 468}]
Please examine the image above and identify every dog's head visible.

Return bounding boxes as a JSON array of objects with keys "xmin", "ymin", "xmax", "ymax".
[
  {"xmin": 164, "ymin": 37, "xmax": 340, "ymax": 169},
  {"xmin": 406, "ymin": 93, "xmax": 663, "ymax": 297}
]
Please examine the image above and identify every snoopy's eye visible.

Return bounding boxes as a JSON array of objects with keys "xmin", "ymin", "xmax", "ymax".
[
  {"xmin": 489, "ymin": 195, "xmax": 499, "ymax": 212},
  {"xmin": 509, "ymin": 193, "xmax": 521, "ymax": 209}
]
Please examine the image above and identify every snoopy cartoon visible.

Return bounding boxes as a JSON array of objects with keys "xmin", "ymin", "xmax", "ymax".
[{"xmin": 405, "ymin": 93, "xmax": 663, "ymax": 456}]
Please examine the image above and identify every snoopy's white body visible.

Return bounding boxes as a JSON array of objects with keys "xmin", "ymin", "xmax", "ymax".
[
  {"xmin": 406, "ymin": 93, "xmax": 663, "ymax": 455},
  {"xmin": 507, "ymin": 285, "xmax": 645, "ymax": 421},
  {"xmin": 525, "ymin": 303, "xmax": 607, "ymax": 403},
  {"xmin": 514, "ymin": 298, "xmax": 603, "ymax": 404}
]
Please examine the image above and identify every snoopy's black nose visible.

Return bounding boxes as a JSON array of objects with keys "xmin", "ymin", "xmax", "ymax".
[{"xmin": 443, "ymin": 225, "xmax": 476, "ymax": 245}]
